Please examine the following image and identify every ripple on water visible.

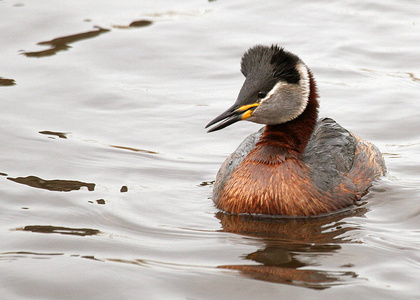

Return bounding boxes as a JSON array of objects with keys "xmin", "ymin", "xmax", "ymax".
[{"xmin": 0, "ymin": 0, "xmax": 419, "ymax": 299}]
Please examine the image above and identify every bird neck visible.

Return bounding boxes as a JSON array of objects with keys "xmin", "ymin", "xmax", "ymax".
[{"xmin": 257, "ymin": 70, "xmax": 319, "ymax": 155}]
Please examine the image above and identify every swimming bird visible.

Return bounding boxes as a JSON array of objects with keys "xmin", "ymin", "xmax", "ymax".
[{"xmin": 206, "ymin": 45, "xmax": 386, "ymax": 216}]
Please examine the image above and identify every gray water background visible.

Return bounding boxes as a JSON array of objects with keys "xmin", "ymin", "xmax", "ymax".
[{"xmin": 0, "ymin": 1, "xmax": 419, "ymax": 299}]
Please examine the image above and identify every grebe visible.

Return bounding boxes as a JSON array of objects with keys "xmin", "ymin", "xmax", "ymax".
[{"xmin": 206, "ymin": 45, "xmax": 386, "ymax": 216}]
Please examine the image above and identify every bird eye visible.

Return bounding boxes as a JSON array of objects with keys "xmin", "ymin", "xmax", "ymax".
[{"xmin": 257, "ymin": 92, "xmax": 266, "ymax": 99}]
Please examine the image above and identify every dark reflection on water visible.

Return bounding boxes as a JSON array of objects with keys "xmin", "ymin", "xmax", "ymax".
[
  {"xmin": 16, "ymin": 225, "xmax": 100, "ymax": 236},
  {"xmin": 0, "ymin": 252, "xmax": 64, "ymax": 261},
  {"xmin": 110, "ymin": 144, "xmax": 158, "ymax": 154},
  {"xmin": 113, "ymin": 19, "xmax": 153, "ymax": 29},
  {"xmin": 199, "ymin": 180, "xmax": 214, "ymax": 187},
  {"xmin": 106, "ymin": 258, "xmax": 147, "ymax": 266},
  {"xmin": 0, "ymin": 77, "xmax": 16, "ymax": 86},
  {"xmin": 216, "ymin": 209, "xmax": 366, "ymax": 289},
  {"xmin": 39, "ymin": 131, "xmax": 68, "ymax": 139},
  {"xmin": 77, "ymin": 255, "xmax": 104, "ymax": 262},
  {"xmin": 7, "ymin": 176, "xmax": 95, "ymax": 192},
  {"xmin": 95, "ymin": 199, "xmax": 106, "ymax": 205},
  {"xmin": 129, "ymin": 20, "xmax": 153, "ymax": 28},
  {"xmin": 22, "ymin": 26, "xmax": 110, "ymax": 58}
]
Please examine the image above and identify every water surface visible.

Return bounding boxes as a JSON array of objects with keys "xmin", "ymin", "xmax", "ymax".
[{"xmin": 0, "ymin": 0, "xmax": 419, "ymax": 299}]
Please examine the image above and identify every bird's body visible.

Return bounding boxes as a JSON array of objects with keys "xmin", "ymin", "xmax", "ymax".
[{"xmin": 206, "ymin": 45, "xmax": 386, "ymax": 217}]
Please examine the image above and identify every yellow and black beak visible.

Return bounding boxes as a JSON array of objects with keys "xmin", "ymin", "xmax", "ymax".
[{"xmin": 205, "ymin": 103, "xmax": 259, "ymax": 133}]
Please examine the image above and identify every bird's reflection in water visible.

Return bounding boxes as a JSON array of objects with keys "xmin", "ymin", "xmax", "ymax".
[{"xmin": 216, "ymin": 208, "xmax": 367, "ymax": 289}]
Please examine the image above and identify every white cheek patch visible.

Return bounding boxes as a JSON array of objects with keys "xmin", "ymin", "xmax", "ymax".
[
  {"xmin": 260, "ymin": 81, "xmax": 287, "ymax": 104},
  {"xmin": 295, "ymin": 63, "xmax": 310, "ymax": 114},
  {"xmin": 249, "ymin": 62, "xmax": 311, "ymax": 125}
]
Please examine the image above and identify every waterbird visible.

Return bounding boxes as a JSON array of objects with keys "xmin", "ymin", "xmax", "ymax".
[{"xmin": 206, "ymin": 45, "xmax": 386, "ymax": 216}]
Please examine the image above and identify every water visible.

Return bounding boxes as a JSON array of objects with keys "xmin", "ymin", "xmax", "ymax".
[{"xmin": 1, "ymin": 0, "xmax": 419, "ymax": 299}]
